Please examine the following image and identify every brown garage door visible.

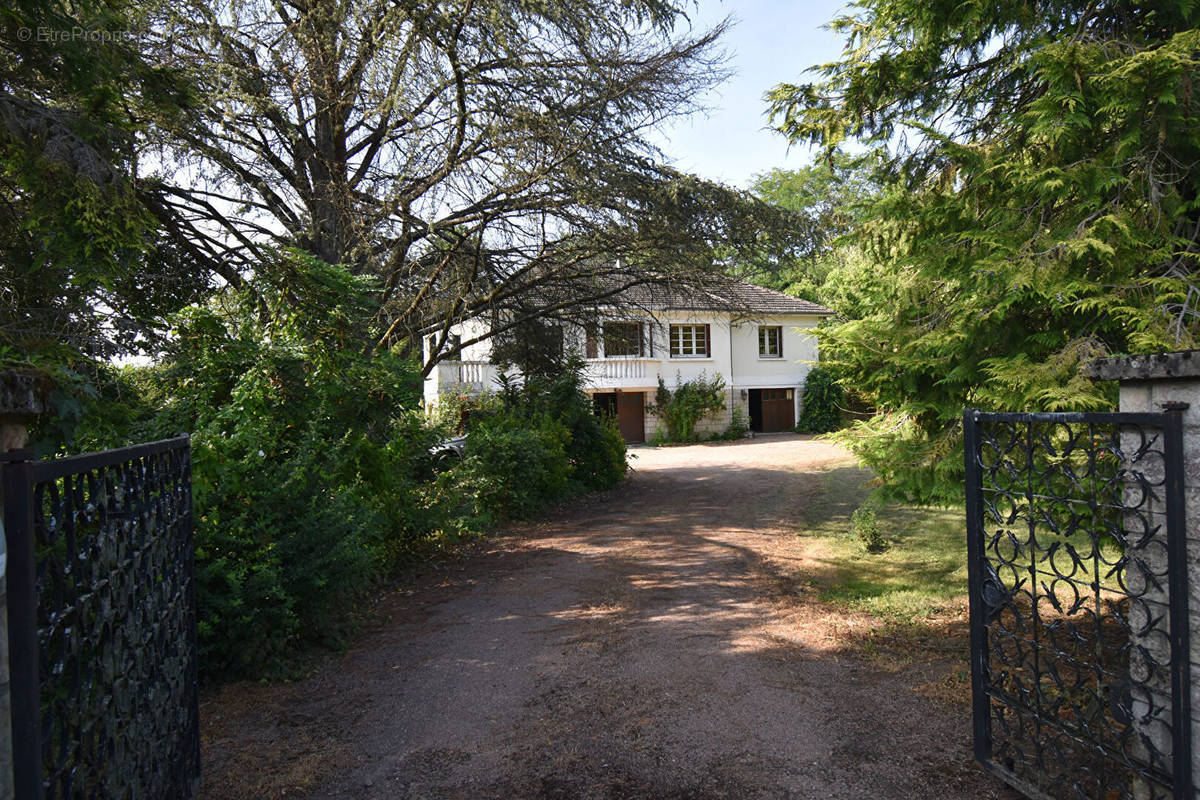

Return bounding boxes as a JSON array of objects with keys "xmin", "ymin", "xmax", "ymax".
[
  {"xmin": 616, "ymin": 391, "xmax": 645, "ymax": 443},
  {"xmin": 761, "ymin": 388, "xmax": 795, "ymax": 433}
]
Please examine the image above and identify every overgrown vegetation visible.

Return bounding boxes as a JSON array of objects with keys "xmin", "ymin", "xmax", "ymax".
[
  {"xmin": 439, "ymin": 369, "xmax": 627, "ymax": 526},
  {"xmin": 63, "ymin": 254, "xmax": 627, "ymax": 678},
  {"xmin": 649, "ymin": 373, "xmax": 727, "ymax": 442},
  {"xmin": 797, "ymin": 466, "xmax": 968, "ymax": 622},
  {"xmin": 796, "ymin": 367, "xmax": 843, "ymax": 433},
  {"xmin": 768, "ymin": 0, "xmax": 1200, "ymax": 504}
]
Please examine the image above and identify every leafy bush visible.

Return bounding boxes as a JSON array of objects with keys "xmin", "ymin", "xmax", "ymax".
[
  {"xmin": 448, "ymin": 414, "xmax": 570, "ymax": 524},
  {"xmin": 495, "ymin": 362, "xmax": 627, "ymax": 491},
  {"xmin": 723, "ymin": 406, "xmax": 750, "ymax": 440},
  {"xmin": 649, "ymin": 372, "xmax": 727, "ymax": 442},
  {"xmin": 128, "ymin": 251, "xmax": 438, "ymax": 676},
  {"xmin": 851, "ymin": 503, "xmax": 888, "ymax": 553},
  {"xmin": 49, "ymin": 255, "xmax": 628, "ymax": 679},
  {"xmin": 796, "ymin": 367, "xmax": 844, "ymax": 433},
  {"xmin": 429, "ymin": 388, "xmax": 501, "ymax": 436},
  {"xmin": 435, "ymin": 362, "xmax": 627, "ymax": 526}
]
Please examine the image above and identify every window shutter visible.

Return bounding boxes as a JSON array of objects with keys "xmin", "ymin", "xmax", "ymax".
[
  {"xmin": 586, "ymin": 324, "xmax": 598, "ymax": 358},
  {"xmin": 704, "ymin": 324, "xmax": 711, "ymax": 357}
]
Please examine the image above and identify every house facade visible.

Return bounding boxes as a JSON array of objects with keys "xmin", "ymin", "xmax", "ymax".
[{"xmin": 422, "ymin": 280, "xmax": 833, "ymax": 442}]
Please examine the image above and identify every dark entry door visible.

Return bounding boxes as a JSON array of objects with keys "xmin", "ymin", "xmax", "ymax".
[
  {"xmin": 760, "ymin": 388, "xmax": 794, "ymax": 432},
  {"xmin": 593, "ymin": 392, "xmax": 617, "ymax": 420},
  {"xmin": 616, "ymin": 391, "xmax": 645, "ymax": 443}
]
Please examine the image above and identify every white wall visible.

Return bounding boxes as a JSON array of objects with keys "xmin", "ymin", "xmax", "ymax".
[
  {"xmin": 728, "ymin": 315, "xmax": 819, "ymax": 388},
  {"xmin": 423, "ymin": 310, "xmax": 826, "ymax": 425}
]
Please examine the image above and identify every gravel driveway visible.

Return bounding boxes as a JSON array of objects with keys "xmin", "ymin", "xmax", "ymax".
[{"xmin": 201, "ymin": 435, "xmax": 1018, "ymax": 799}]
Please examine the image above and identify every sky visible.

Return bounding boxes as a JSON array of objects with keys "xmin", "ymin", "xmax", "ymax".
[{"xmin": 655, "ymin": 0, "xmax": 851, "ymax": 189}]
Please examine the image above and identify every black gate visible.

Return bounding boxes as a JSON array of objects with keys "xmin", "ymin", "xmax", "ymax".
[
  {"xmin": 963, "ymin": 410, "xmax": 1191, "ymax": 800},
  {"xmin": 2, "ymin": 436, "xmax": 200, "ymax": 799}
]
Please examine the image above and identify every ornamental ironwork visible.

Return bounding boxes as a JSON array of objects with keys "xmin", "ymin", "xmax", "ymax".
[
  {"xmin": 963, "ymin": 410, "xmax": 1191, "ymax": 800},
  {"xmin": 3, "ymin": 436, "xmax": 200, "ymax": 800}
]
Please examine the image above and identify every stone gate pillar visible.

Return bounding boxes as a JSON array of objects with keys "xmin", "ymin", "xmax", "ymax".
[
  {"xmin": 0, "ymin": 369, "xmax": 49, "ymax": 800},
  {"xmin": 1086, "ymin": 351, "xmax": 1200, "ymax": 796}
]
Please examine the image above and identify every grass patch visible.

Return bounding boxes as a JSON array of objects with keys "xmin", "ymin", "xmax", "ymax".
[{"xmin": 797, "ymin": 465, "xmax": 968, "ymax": 623}]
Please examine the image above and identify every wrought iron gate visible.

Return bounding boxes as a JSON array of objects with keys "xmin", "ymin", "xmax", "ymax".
[
  {"xmin": 2, "ymin": 436, "xmax": 200, "ymax": 799},
  {"xmin": 963, "ymin": 410, "xmax": 1192, "ymax": 800}
]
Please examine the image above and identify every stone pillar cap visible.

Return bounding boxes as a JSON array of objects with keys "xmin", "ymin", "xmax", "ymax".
[
  {"xmin": 0, "ymin": 369, "xmax": 51, "ymax": 421},
  {"xmin": 1084, "ymin": 350, "xmax": 1200, "ymax": 381}
]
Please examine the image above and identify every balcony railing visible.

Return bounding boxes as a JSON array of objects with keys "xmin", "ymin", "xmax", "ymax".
[
  {"xmin": 432, "ymin": 357, "xmax": 660, "ymax": 397},
  {"xmin": 584, "ymin": 358, "xmax": 658, "ymax": 383},
  {"xmin": 433, "ymin": 360, "xmax": 502, "ymax": 393}
]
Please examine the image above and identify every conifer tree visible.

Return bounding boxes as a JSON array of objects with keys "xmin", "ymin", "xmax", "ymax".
[{"xmin": 770, "ymin": 1, "xmax": 1200, "ymax": 503}]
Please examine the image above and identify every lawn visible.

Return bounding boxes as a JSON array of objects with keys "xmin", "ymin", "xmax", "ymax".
[{"xmin": 795, "ymin": 465, "xmax": 970, "ymax": 622}]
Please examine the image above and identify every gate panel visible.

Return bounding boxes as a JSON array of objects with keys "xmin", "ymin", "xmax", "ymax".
[
  {"xmin": 3, "ymin": 436, "xmax": 200, "ymax": 799},
  {"xmin": 964, "ymin": 410, "xmax": 1191, "ymax": 800}
]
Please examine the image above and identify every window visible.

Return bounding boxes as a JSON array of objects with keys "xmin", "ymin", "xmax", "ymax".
[
  {"xmin": 585, "ymin": 324, "xmax": 598, "ymax": 358},
  {"xmin": 758, "ymin": 326, "xmax": 782, "ymax": 358},
  {"xmin": 427, "ymin": 333, "xmax": 462, "ymax": 359},
  {"xmin": 670, "ymin": 324, "xmax": 709, "ymax": 358},
  {"xmin": 602, "ymin": 322, "xmax": 644, "ymax": 357}
]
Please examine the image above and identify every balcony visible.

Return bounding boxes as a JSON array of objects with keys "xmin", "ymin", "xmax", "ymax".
[
  {"xmin": 430, "ymin": 360, "xmax": 504, "ymax": 395},
  {"xmin": 428, "ymin": 358, "xmax": 660, "ymax": 401},
  {"xmin": 583, "ymin": 358, "xmax": 660, "ymax": 388}
]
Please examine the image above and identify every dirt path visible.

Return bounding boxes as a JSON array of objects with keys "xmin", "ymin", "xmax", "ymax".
[{"xmin": 201, "ymin": 435, "xmax": 1018, "ymax": 799}]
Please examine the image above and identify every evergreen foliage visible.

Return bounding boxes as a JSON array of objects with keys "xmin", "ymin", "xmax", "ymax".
[
  {"xmin": 769, "ymin": 0, "xmax": 1200, "ymax": 503},
  {"xmin": 796, "ymin": 367, "xmax": 844, "ymax": 433},
  {"xmin": 0, "ymin": 0, "xmax": 202, "ymax": 368}
]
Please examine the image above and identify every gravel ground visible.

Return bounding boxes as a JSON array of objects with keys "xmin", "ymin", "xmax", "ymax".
[{"xmin": 200, "ymin": 434, "xmax": 1020, "ymax": 799}]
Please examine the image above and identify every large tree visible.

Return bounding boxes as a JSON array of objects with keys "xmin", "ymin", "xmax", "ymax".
[
  {"xmin": 0, "ymin": 0, "xmax": 204, "ymax": 364},
  {"xmin": 742, "ymin": 153, "xmax": 878, "ymax": 302},
  {"xmin": 140, "ymin": 0, "xmax": 810, "ymax": 373},
  {"xmin": 769, "ymin": 1, "xmax": 1200, "ymax": 503}
]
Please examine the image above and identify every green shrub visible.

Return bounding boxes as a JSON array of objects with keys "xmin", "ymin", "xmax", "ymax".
[
  {"xmin": 851, "ymin": 503, "xmax": 888, "ymax": 553},
  {"xmin": 53, "ymin": 254, "xmax": 628, "ymax": 679},
  {"xmin": 450, "ymin": 414, "xmax": 571, "ymax": 523},
  {"xmin": 429, "ymin": 388, "xmax": 501, "ymax": 436},
  {"xmin": 495, "ymin": 361, "xmax": 627, "ymax": 491},
  {"xmin": 796, "ymin": 367, "xmax": 844, "ymax": 433},
  {"xmin": 131, "ymin": 251, "xmax": 437, "ymax": 677},
  {"xmin": 723, "ymin": 406, "xmax": 750, "ymax": 440},
  {"xmin": 649, "ymin": 372, "xmax": 727, "ymax": 442}
]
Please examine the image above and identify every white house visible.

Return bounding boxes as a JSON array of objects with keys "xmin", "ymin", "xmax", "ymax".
[{"xmin": 422, "ymin": 279, "xmax": 834, "ymax": 442}]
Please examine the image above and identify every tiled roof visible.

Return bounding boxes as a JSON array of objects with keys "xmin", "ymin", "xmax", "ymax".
[{"xmin": 612, "ymin": 279, "xmax": 834, "ymax": 316}]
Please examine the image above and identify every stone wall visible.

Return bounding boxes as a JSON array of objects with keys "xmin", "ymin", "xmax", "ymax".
[
  {"xmin": 642, "ymin": 388, "xmax": 739, "ymax": 443},
  {"xmin": 0, "ymin": 368, "xmax": 47, "ymax": 800},
  {"xmin": 0, "ymin": 571, "xmax": 8, "ymax": 800},
  {"xmin": 1085, "ymin": 351, "xmax": 1200, "ymax": 794}
]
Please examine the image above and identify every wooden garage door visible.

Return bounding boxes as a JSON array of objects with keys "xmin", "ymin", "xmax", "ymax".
[
  {"xmin": 761, "ymin": 388, "xmax": 795, "ymax": 433},
  {"xmin": 616, "ymin": 391, "xmax": 645, "ymax": 443}
]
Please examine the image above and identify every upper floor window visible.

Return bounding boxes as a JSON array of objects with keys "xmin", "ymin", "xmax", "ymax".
[
  {"xmin": 428, "ymin": 333, "xmax": 462, "ymax": 360},
  {"xmin": 758, "ymin": 326, "xmax": 782, "ymax": 358},
  {"xmin": 670, "ymin": 323, "xmax": 709, "ymax": 358},
  {"xmin": 602, "ymin": 321, "xmax": 646, "ymax": 357}
]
